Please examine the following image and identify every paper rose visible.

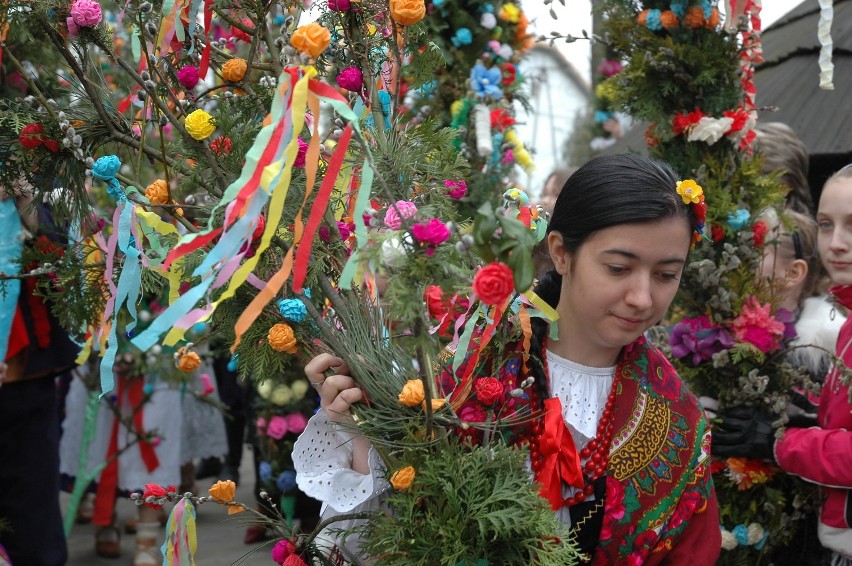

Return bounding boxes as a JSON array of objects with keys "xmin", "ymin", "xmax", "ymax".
[
  {"xmin": 472, "ymin": 261, "xmax": 514, "ymax": 306},
  {"xmin": 327, "ymin": 0, "xmax": 350, "ymax": 10},
  {"xmin": 266, "ymin": 416, "xmax": 288, "ymax": 440},
  {"xmin": 390, "ymin": 466, "xmax": 416, "ymax": 490},
  {"xmin": 221, "ymin": 58, "xmax": 248, "ymax": 82},
  {"xmin": 290, "ymin": 23, "xmax": 331, "ymax": 59},
  {"xmin": 390, "ymin": 0, "xmax": 425, "ymax": 25},
  {"xmin": 278, "ymin": 298, "xmax": 307, "ymax": 323},
  {"xmin": 294, "ymin": 138, "xmax": 308, "ymax": 168},
  {"xmin": 398, "ymin": 379, "xmax": 425, "ymax": 407},
  {"xmin": 175, "ymin": 349, "xmax": 201, "ymax": 372},
  {"xmin": 208, "ymin": 480, "xmax": 243, "ymax": 514},
  {"xmin": 267, "ymin": 323, "xmax": 298, "ymax": 354},
  {"xmin": 177, "ymin": 65, "xmax": 199, "ymax": 89},
  {"xmin": 444, "ymin": 179, "xmax": 467, "ymax": 200},
  {"xmin": 732, "ymin": 296, "xmax": 786, "ymax": 353},
  {"xmin": 145, "ymin": 179, "xmax": 169, "ymax": 204},
  {"xmin": 475, "ymin": 377, "xmax": 503, "ymax": 406},
  {"xmin": 336, "ymin": 66, "xmax": 363, "ymax": 93},
  {"xmin": 669, "ymin": 316, "xmax": 734, "ymax": 365},
  {"xmin": 69, "ymin": 0, "xmax": 102, "ymax": 28},
  {"xmin": 184, "ymin": 109, "xmax": 215, "ymax": 140},
  {"xmin": 210, "ymin": 136, "xmax": 232, "ymax": 156},
  {"xmin": 410, "ymin": 218, "xmax": 450, "ymax": 247},
  {"xmin": 271, "ymin": 539, "xmax": 296, "ymax": 564},
  {"xmin": 384, "ymin": 200, "xmax": 417, "ymax": 230}
]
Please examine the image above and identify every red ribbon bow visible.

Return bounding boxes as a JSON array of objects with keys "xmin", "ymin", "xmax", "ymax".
[{"xmin": 537, "ymin": 397, "xmax": 584, "ymax": 510}]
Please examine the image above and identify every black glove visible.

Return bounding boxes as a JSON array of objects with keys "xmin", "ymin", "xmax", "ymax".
[{"xmin": 711, "ymin": 405, "xmax": 777, "ymax": 461}]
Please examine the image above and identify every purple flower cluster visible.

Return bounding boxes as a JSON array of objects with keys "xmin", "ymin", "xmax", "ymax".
[{"xmin": 670, "ymin": 315, "xmax": 734, "ymax": 365}]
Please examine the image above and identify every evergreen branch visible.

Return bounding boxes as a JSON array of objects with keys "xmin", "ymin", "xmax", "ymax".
[{"xmin": 209, "ymin": 43, "xmax": 278, "ymax": 72}]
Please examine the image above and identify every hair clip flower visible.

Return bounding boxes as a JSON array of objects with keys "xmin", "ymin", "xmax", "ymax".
[{"xmin": 676, "ymin": 179, "xmax": 708, "ymax": 246}]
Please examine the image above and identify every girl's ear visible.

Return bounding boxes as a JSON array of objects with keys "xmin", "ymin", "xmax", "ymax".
[
  {"xmin": 784, "ymin": 258, "xmax": 809, "ymax": 288},
  {"xmin": 548, "ymin": 232, "xmax": 571, "ymax": 275}
]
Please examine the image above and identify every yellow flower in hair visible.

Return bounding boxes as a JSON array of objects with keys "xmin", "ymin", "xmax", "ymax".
[
  {"xmin": 499, "ymin": 3, "xmax": 520, "ymax": 23},
  {"xmin": 184, "ymin": 109, "xmax": 215, "ymax": 140},
  {"xmin": 676, "ymin": 179, "xmax": 704, "ymax": 204}
]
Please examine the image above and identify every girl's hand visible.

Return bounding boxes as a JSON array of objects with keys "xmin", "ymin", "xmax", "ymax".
[{"xmin": 305, "ymin": 353, "xmax": 363, "ymax": 423}]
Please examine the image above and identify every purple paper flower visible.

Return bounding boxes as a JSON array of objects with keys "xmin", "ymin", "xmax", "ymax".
[
  {"xmin": 335, "ymin": 66, "xmax": 363, "ymax": 93},
  {"xmin": 670, "ymin": 316, "xmax": 734, "ymax": 365},
  {"xmin": 411, "ymin": 218, "xmax": 451, "ymax": 246},
  {"xmin": 444, "ymin": 179, "xmax": 467, "ymax": 200},
  {"xmin": 177, "ymin": 65, "xmax": 200, "ymax": 90}
]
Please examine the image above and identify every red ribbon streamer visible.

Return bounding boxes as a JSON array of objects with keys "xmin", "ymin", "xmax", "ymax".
[
  {"xmin": 537, "ymin": 397, "xmax": 583, "ymax": 510},
  {"xmin": 291, "ymin": 123, "xmax": 353, "ymax": 292}
]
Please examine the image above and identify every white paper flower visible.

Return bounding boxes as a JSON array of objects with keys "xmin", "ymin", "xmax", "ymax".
[
  {"xmin": 720, "ymin": 529, "xmax": 738, "ymax": 550},
  {"xmin": 687, "ymin": 116, "xmax": 735, "ymax": 145},
  {"xmin": 480, "ymin": 12, "xmax": 497, "ymax": 29}
]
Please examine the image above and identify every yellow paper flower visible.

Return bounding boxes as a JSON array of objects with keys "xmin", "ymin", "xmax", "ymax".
[
  {"xmin": 390, "ymin": 0, "xmax": 425, "ymax": 25},
  {"xmin": 145, "ymin": 179, "xmax": 169, "ymax": 204},
  {"xmin": 498, "ymin": 3, "xmax": 520, "ymax": 23},
  {"xmin": 676, "ymin": 179, "xmax": 704, "ymax": 204},
  {"xmin": 208, "ymin": 480, "xmax": 244, "ymax": 514},
  {"xmin": 175, "ymin": 348, "xmax": 201, "ymax": 372},
  {"xmin": 221, "ymin": 58, "xmax": 248, "ymax": 82},
  {"xmin": 267, "ymin": 323, "xmax": 298, "ymax": 354},
  {"xmin": 398, "ymin": 379, "xmax": 425, "ymax": 407},
  {"xmin": 184, "ymin": 109, "xmax": 215, "ymax": 140},
  {"xmin": 450, "ymin": 100, "xmax": 465, "ymax": 116},
  {"xmin": 290, "ymin": 22, "xmax": 331, "ymax": 59},
  {"xmin": 390, "ymin": 466, "xmax": 416, "ymax": 490}
]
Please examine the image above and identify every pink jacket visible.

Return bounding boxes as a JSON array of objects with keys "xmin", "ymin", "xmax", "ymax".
[{"xmin": 775, "ymin": 315, "xmax": 852, "ymax": 556}]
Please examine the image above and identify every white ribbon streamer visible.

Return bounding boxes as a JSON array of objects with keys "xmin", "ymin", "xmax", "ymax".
[{"xmin": 817, "ymin": 0, "xmax": 835, "ymax": 90}]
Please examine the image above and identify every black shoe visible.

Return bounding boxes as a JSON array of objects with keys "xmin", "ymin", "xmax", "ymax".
[{"xmin": 195, "ymin": 457, "xmax": 223, "ymax": 479}]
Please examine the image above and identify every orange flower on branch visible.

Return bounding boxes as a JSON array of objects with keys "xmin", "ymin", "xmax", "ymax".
[
  {"xmin": 290, "ymin": 23, "xmax": 331, "ymax": 59},
  {"xmin": 145, "ymin": 179, "xmax": 169, "ymax": 204},
  {"xmin": 725, "ymin": 457, "xmax": 778, "ymax": 491},
  {"xmin": 175, "ymin": 347, "xmax": 201, "ymax": 372},
  {"xmin": 208, "ymin": 480, "xmax": 244, "ymax": 514},
  {"xmin": 268, "ymin": 323, "xmax": 298, "ymax": 354},
  {"xmin": 398, "ymin": 379, "xmax": 425, "ymax": 407},
  {"xmin": 222, "ymin": 58, "xmax": 248, "ymax": 82},
  {"xmin": 390, "ymin": 466, "xmax": 416, "ymax": 490},
  {"xmin": 390, "ymin": 0, "xmax": 425, "ymax": 26}
]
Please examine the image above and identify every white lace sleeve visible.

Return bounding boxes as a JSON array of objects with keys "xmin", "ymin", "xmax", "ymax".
[{"xmin": 293, "ymin": 410, "xmax": 389, "ymax": 513}]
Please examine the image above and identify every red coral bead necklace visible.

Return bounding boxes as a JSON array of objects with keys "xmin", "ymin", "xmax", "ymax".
[{"xmin": 528, "ymin": 350, "xmax": 620, "ymax": 507}]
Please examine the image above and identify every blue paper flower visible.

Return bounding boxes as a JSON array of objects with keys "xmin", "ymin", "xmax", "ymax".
[
  {"xmin": 93, "ymin": 155, "xmax": 121, "ymax": 181},
  {"xmin": 732, "ymin": 524, "xmax": 749, "ymax": 546},
  {"xmin": 594, "ymin": 110, "xmax": 613, "ymax": 124},
  {"xmin": 670, "ymin": 0, "xmax": 687, "ymax": 18},
  {"xmin": 278, "ymin": 298, "xmax": 307, "ymax": 323},
  {"xmin": 259, "ymin": 461, "xmax": 272, "ymax": 482},
  {"xmin": 470, "ymin": 64, "xmax": 503, "ymax": 99},
  {"xmin": 276, "ymin": 470, "xmax": 297, "ymax": 493},
  {"xmin": 701, "ymin": 0, "xmax": 713, "ymax": 18},
  {"xmin": 727, "ymin": 209, "xmax": 751, "ymax": 231},
  {"xmin": 451, "ymin": 27, "xmax": 473, "ymax": 47},
  {"xmin": 646, "ymin": 9, "xmax": 662, "ymax": 30}
]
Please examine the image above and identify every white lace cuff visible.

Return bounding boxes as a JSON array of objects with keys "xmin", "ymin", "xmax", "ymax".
[{"xmin": 294, "ymin": 410, "xmax": 388, "ymax": 512}]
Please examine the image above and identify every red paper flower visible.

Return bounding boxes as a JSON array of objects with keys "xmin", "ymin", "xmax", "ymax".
[
  {"xmin": 472, "ymin": 261, "xmax": 514, "ymax": 306},
  {"xmin": 424, "ymin": 285, "xmax": 449, "ymax": 319},
  {"xmin": 142, "ymin": 483, "xmax": 175, "ymax": 509},
  {"xmin": 211, "ymin": 136, "xmax": 232, "ymax": 156},
  {"xmin": 490, "ymin": 108, "xmax": 515, "ymax": 131},
  {"xmin": 19, "ymin": 123, "xmax": 46, "ymax": 149},
  {"xmin": 671, "ymin": 109, "xmax": 704, "ymax": 136},
  {"xmin": 500, "ymin": 62, "xmax": 516, "ymax": 85},
  {"xmin": 474, "ymin": 377, "xmax": 503, "ymax": 406},
  {"xmin": 231, "ymin": 18, "xmax": 254, "ymax": 42},
  {"xmin": 752, "ymin": 220, "xmax": 768, "ymax": 247}
]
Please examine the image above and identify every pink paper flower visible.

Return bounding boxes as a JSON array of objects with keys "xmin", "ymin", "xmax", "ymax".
[
  {"xmin": 328, "ymin": 0, "xmax": 350, "ymax": 10},
  {"xmin": 444, "ymin": 179, "xmax": 467, "ymax": 199},
  {"xmin": 255, "ymin": 417, "xmax": 267, "ymax": 436},
  {"xmin": 284, "ymin": 413, "xmax": 308, "ymax": 435},
  {"xmin": 732, "ymin": 296, "xmax": 786, "ymax": 353},
  {"xmin": 411, "ymin": 218, "xmax": 451, "ymax": 246},
  {"xmin": 336, "ymin": 66, "xmax": 363, "ymax": 93},
  {"xmin": 294, "ymin": 138, "xmax": 308, "ymax": 168},
  {"xmin": 70, "ymin": 0, "xmax": 102, "ymax": 27},
  {"xmin": 266, "ymin": 416, "xmax": 288, "ymax": 440},
  {"xmin": 177, "ymin": 65, "xmax": 200, "ymax": 89},
  {"xmin": 384, "ymin": 200, "xmax": 418, "ymax": 230},
  {"xmin": 271, "ymin": 538, "xmax": 296, "ymax": 564}
]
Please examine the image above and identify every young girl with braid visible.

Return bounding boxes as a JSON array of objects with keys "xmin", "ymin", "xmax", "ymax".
[{"xmin": 293, "ymin": 153, "xmax": 721, "ymax": 564}]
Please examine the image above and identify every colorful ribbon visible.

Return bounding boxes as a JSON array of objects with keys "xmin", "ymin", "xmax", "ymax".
[{"xmin": 537, "ymin": 397, "xmax": 583, "ymax": 510}]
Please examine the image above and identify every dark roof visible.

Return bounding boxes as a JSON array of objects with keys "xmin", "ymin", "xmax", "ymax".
[{"xmin": 604, "ymin": 0, "xmax": 852, "ymax": 157}]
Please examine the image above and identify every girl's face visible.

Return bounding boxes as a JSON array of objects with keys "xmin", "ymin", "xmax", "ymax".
[
  {"xmin": 817, "ymin": 177, "xmax": 852, "ymax": 286},
  {"xmin": 548, "ymin": 217, "xmax": 691, "ymax": 367}
]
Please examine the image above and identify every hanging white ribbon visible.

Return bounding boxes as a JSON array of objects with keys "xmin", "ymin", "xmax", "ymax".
[{"xmin": 817, "ymin": 0, "xmax": 835, "ymax": 90}]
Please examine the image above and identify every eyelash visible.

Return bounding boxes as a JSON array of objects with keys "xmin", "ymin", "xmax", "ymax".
[{"xmin": 606, "ymin": 265, "xmax": 680, "ymax": 281}]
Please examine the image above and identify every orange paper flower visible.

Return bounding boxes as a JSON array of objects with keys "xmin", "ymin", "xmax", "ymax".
[
  {"xmin": 683, "ymin": 6, "xmax": 705, "ymax": 28},
  {"xmin": 390, "ymin": 0, "xmax": 425, "ymax": 25},
  {"xmin": 398, "ymin": 379, "xmax": 425, "ymax": 407},
  {"xmin": 145, "ymin": 179, "xmax": 169, "ymax": 204},
  {"xmin": 390, "ymin": 466, "xmax": 416, "ymax": 490},
  {"xmin": 705, "ymin": 7, "xmax": 721, "ymax": 29},
  {"xmin": 175, "ymin": 348, "xmax": 201, "ymax": 372},
  {"xmin": 208, "ymin": 479, "xmax": 244, "ymax": 514},
  {"xmin": 289, "ymin": 23, "xmax": 331, "ymax": 59},
  {"xmin": 660, "ymin": 10, "xmax": 680, "ymax": 29},
  {"xmin": 222, "ymin": 58, "xmax": 248, "ymax": 82},
  {"xmin": 268, "ymin": 323, "xmax": 298, "ymax": 354}
]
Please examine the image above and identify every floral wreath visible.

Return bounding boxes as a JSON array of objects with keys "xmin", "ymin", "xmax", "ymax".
[{"xmin": 676, "ymin": 179, "xmax": 707, "ymax": 246}]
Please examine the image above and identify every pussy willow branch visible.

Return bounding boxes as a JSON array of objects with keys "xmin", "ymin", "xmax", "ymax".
[
  {"xmin": 209, "ymin": 43, "xmax": 278, "ymax": 72},
  {"xmin": 34, "ymin": 17, "xmax": 190, "ymax": 176},
  {"xmin": 0, "ymin": 43, "xmax": 59, "ymax": 123}
]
